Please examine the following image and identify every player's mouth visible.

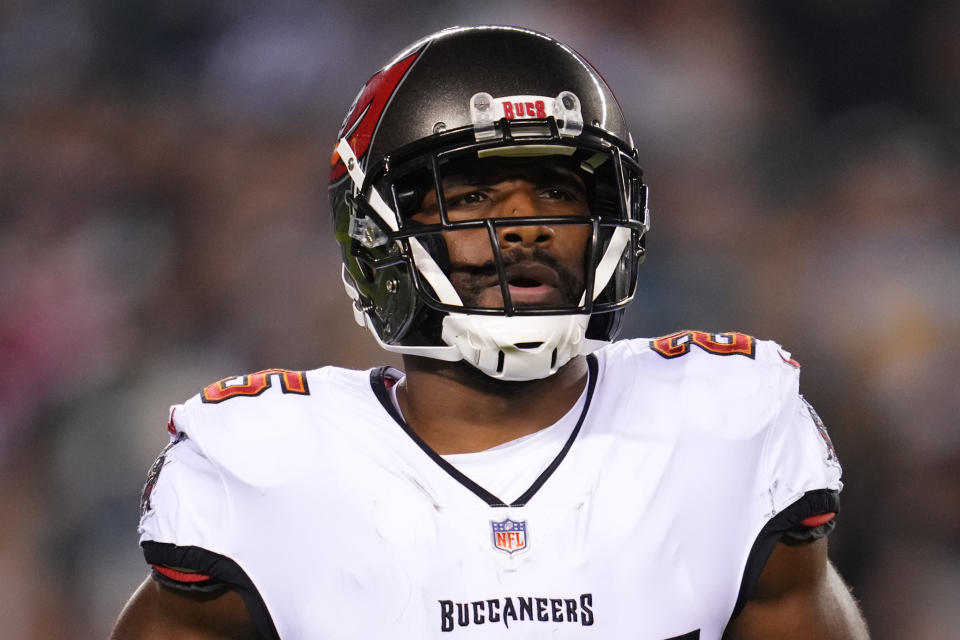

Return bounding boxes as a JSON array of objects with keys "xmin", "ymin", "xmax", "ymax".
[
  {"xmin": 449, "ymin": 257, "xmax": 583, "ymax": 309},
  {"xmin": 502, "ymin": 262, "xmax": 565, "ymax": 306}
]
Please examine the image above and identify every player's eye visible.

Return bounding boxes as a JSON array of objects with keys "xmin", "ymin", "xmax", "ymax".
[
  {"xmin": 446, "ymin": 190, "xmax": 490, "ymax": 209},
  {"xmin": 539, "ymin": 184, "xmax": 587, "ymax": 206},
  {"xmin": 542, "ymin": 187, "xmax": 572, "ymax": 200}
]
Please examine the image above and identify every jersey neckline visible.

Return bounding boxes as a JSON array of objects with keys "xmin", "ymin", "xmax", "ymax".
[{"xmin": 369, "ymin": 354, "xmax": 599, "ymax": 508}]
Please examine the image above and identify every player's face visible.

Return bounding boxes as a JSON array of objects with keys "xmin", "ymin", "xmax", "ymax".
[{"xmin": 410, "ymin": 157, "xmax": 591, "ymax": 309}]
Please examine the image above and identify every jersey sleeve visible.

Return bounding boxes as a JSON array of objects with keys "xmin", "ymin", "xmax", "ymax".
[
  {"xmin": 138, "ymin": 405, "xmax": 231, "ymax": 551},
  {"xmin": 137, "ymin": 405, "xmax": 242, "ymax": 594},
  {"xmin": 136, "ymin": 405, "xmax": 281, "ymax": 639},
  {"xmin": 759, "ymin": 386, "xmax": 843, "ymax": 524},
  {"xmin": 731, "ymin": 349, "xmax": 844, "ymax": 617}
]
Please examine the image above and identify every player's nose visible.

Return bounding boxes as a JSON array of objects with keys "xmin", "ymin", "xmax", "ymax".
[{"xmin": 496, "ymin": 186, "xmax": 555, "ymax": 248}]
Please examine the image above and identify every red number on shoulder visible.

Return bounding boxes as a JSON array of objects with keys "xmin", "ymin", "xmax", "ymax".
[
  {"xmin": 650, "ymin": 331, "xmax": 756, "ymax": 359},
  {"xmin": 201, "ymin": 368, "xmax": 310, "ymax": 404}
]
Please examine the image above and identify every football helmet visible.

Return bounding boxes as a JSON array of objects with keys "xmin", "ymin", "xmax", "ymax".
[{"xmin": 329, "ymin": 25, "xmax": 649, "ymax": 381}]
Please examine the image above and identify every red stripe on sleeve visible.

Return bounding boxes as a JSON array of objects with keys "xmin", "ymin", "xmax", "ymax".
[
  {"xmin": 152, "ymin": 564, "xmax": 212, "ymax": 583},
  {"xmin": 799, "ymin": 512, "xmax": 836, "ymax": 528}
]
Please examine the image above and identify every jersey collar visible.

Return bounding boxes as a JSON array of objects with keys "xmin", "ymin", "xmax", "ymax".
[{"xmin": 369, "ymin": 354, "xmax": 599, "ymax": 508}]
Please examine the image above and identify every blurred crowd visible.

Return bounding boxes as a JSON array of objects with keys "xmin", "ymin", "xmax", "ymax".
[{"xmin": 1, "ymin": 1, "xmax": 958, "ymax": 638}]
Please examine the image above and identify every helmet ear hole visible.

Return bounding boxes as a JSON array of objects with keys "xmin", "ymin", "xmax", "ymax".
[{"xmin": 367, "ymin": 267, "xmax": 419, "ymax": 343}]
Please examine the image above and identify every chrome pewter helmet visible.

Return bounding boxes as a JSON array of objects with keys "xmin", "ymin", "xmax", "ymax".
[{"xmin": 329, "ymin": 25, "xmax": 649, "ymax": 381}]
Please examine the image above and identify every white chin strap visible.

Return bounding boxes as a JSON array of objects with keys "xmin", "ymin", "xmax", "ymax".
[
  {"xmin": 337, "ymin": 136, "xmax": 624, "ymax": 381},
  {"xmin": 441, "ymin": 313, "xmax": 604, "ymax": 381}
]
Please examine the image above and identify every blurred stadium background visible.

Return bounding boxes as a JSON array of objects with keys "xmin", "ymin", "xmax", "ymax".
[{"xmin": 1, "ymin": 1, "xmax": 958, "ymax": 638}]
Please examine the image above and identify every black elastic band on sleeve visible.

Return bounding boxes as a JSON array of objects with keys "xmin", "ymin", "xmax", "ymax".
[
  {"xmin": 142, "ymin": 541, "xmax": 280, "ymax": 640},
  {"xmin": 730, "ymin": 488, "xmax": 840, "ymax": 619}
]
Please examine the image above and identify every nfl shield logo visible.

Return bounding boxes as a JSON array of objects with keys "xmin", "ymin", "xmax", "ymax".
[{"xmin": 490, "ymin": 518, "xmax": 528, "ymax": 554}]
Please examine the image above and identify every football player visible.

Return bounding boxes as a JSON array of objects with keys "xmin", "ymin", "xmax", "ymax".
[{"xmin": 111, "ymin": 26, "xmax": 869, "ymax": 639}]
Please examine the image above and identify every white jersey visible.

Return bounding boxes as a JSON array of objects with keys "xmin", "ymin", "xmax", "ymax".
[{"xmin": 138, "ymin": 334, "xmax": 842, "ymax": 639}]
